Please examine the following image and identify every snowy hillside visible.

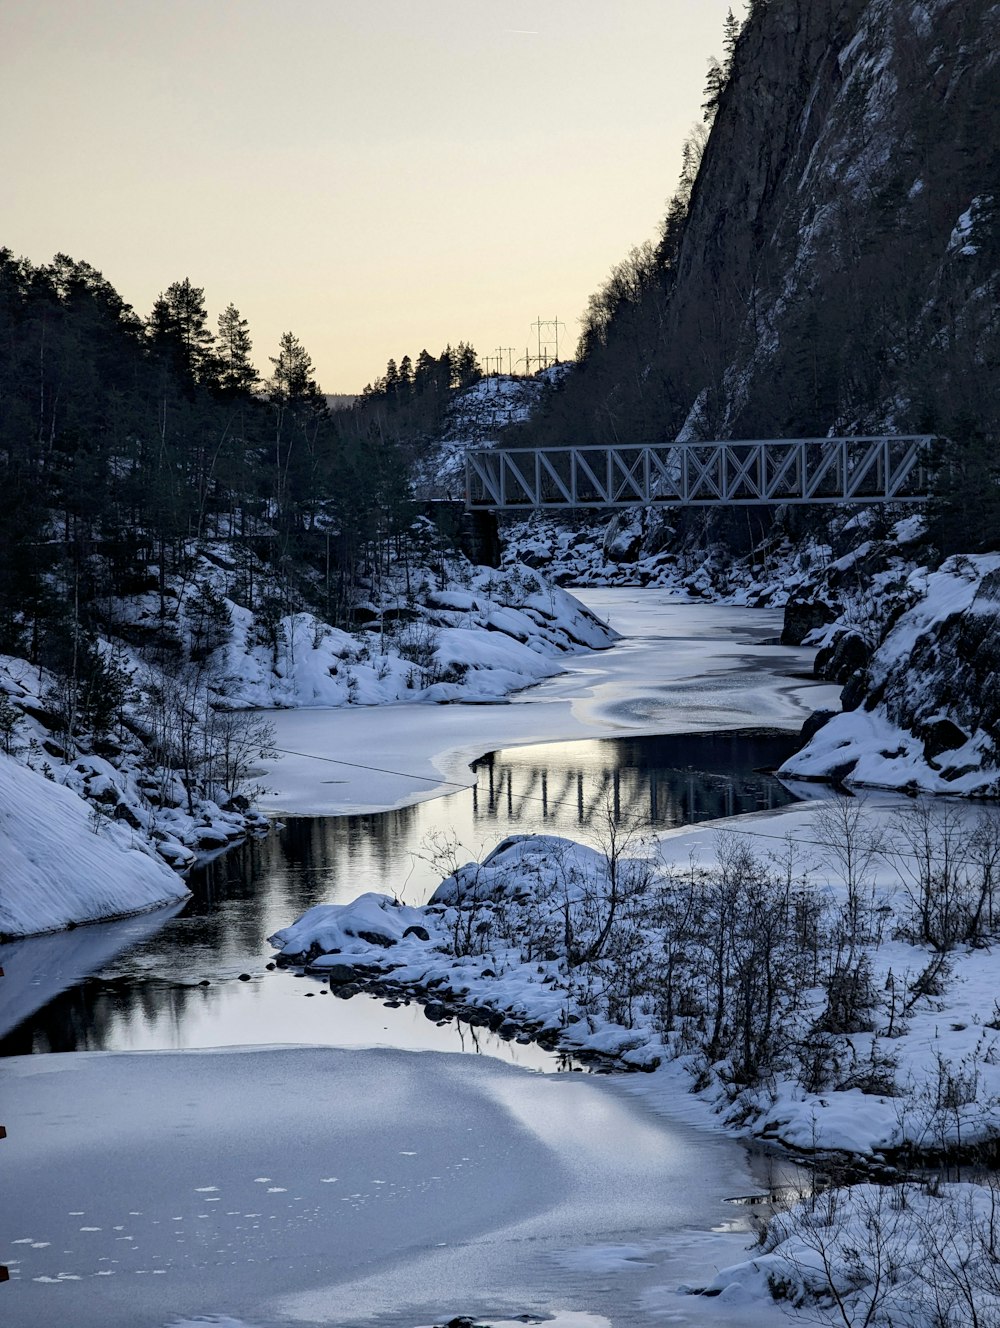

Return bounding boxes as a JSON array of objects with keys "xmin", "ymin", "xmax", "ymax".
[
  {"xmin": 411, "ymin": 368, "xmax": 569, "ymax": 499},
  {"xmin": 0, "ymin": 753, "xmax": 188, "ymax": 938}
]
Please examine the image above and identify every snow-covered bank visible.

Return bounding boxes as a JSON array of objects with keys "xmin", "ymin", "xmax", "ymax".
[
  {"xmin": 783, "ymin": 553, "xmax": 1000, "ymax": 795},
  {"xmin": 0, "ymin": 557, "xmax": 614, "ymax": 934},
  {"xmin": 270, "ymin": 795, "xmax": 1000, "ymax": 1166},
  {"xmin": 0, "ymin": 1045, "xmax": 766, "ymax": 1328},
  {"xmin": 504, "ymin": 508, "xmax": 835, "ymax": 608},
  {"xmin": 709, "ymin": 1179, "xmax": 1000, "ymax": 1325},
  {"xmin": 210, "ymin": 560, "xmax": 616, "ymax": 710},
  {"xmin": 0, "ymin": 754, "xmax": 189, "ymax": 938}
]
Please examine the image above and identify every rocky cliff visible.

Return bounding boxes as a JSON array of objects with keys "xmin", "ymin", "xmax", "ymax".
[
  {"xmin": 671, "ymin": 0, "xmax": 1000, "ymax": 438},
  {"xmin": 532, "ymin": 0, "xmax": 1000, "ymax": 448}
]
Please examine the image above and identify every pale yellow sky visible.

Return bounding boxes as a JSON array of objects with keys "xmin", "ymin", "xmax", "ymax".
[{"xmin": 2, "ymin": 0, "xmax": 734, "ymax": 392}]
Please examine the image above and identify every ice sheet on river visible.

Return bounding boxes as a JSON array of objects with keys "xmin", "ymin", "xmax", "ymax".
[
  {"xmin": 0, "ymin": 1045, "xmax": 781, "ymax": 1328},
  {"xmin": 257, "ymin": 596, "xmax": 840, "ymax": 817}
]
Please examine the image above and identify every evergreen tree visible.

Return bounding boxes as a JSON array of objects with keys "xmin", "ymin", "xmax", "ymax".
[
  {"xmin": 147, "ymin": 278, "xmax": 215, "ymax": 388},
  {"xmin": 268, "ymin": 330, "xmax": 321, "ymax": 402},
  {"xmin": 702, "ymin": 57, "xmax": 726, "ymax": 121},
  {"xmin": 453, "ymin": 342, "xmax": 481, "ymax": 388},
  {"xmin": 216, "ymin": 303, "xmax": 259, "ymax": 394},
  {"xmin": 722, "ymin": 8, "xmax": 740, "ymax": 72}
]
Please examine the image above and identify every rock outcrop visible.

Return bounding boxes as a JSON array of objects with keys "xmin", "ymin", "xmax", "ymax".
[{"xmin": 782, "ymin": 554, "xmax": 1000, "ymax": 793}]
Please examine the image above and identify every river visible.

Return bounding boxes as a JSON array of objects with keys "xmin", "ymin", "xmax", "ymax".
[{"xmin": 0, "ymin": 591, "xmax": 837, "ymax": 1328}]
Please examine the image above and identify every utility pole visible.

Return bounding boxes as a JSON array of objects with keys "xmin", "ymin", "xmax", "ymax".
[
  {"xmin": 530, "ymin": 316, "xmax": 566, "ymax": 369},
  {"xmin": 548, "ymin": 317, "xmax": 567, "ymax": 362},
  {"xmin": 532, "ymin": 315, "xmax": 544, "ymax": 369}
]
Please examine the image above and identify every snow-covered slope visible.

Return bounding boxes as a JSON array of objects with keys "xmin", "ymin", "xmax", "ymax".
[
  {"xmin": 0, "ymin": 753, "xmax": 188, "ymax": 938},
  {"xmin": 783, "ymin": 553, "xmax": 1000, "ymax": 794},
  {"xmin": 209, "ymin": 559, "xmax": 616, "ymax": 709},
  {"xmin": 411, "ymin": 369, "xmax": 567, "ymax": 499}
]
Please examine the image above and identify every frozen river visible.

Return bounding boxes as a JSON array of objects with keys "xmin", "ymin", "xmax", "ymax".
[{"xmin": 1, "ymin": 592, "xmax": 837, "ymax": 1328}]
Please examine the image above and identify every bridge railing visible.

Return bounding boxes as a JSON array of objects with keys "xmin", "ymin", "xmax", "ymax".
[{"xmin": 465, "ymin": 437, "xmax": 937, "ymax": 509}]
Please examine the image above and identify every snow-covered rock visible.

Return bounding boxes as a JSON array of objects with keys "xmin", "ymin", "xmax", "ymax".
[{"xmin": 783, "ymin": 553, "xmax": 1000, "ymax": 794}]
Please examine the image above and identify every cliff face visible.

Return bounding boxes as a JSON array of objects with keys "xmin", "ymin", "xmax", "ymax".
[{"xmin": 670, "ymin": 0, "xmax": 1000, "ymax": 438}]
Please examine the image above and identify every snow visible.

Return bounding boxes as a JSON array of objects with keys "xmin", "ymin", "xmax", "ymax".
[
  {"xmin": 269, "ymin": 790, "xmax": 1000, "ymax": 1168},
  {"xmin": 710, "ymin": 1181, "xmax": 1000, "ymax": 1326},
  {"xmin": 208, "ymin": 562, "xmax": 617, "ymax": 711},
  {"xmin": 949, "ymin": 197, "xmax": 988, "ymax": 257},
  {"xmin": 0, "ymin": 754, "xmax": 189, "ymax": 938}
]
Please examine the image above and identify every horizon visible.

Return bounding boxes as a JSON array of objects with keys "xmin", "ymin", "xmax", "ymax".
[{"xmin": 2, "ymin": 0, "xmax": 733, "ymax": 393}]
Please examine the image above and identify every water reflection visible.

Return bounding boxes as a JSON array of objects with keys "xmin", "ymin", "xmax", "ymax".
[
  {"xmin": 0, "ymin": 729, "xmax": 798, "ymax": 1058},
  {"xmin": 470, "ymin": 730, "xmax": 798, "ymax": 835}
]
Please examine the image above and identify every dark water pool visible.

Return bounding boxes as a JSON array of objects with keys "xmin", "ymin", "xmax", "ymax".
[{"xmin": 0, "ymin": 728, "xmax": 799, "ymax": 1059}]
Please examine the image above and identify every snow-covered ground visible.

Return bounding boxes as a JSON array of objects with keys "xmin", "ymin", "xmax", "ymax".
[
  {"xmin": 270, "ymin": 792, "xmax": 1000, "ymax": 1158},
  {"xmin": 0, "ymin": 561, "xmax": 615, "ymax": 936}
]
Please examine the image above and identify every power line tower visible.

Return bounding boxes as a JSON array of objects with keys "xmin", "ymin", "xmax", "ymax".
[{"xmin": 530, "ymin": 316, "xmax": 567, "ymax": 370}]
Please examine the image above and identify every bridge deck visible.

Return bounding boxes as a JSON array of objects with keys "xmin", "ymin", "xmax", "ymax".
[{"xmin": 465, "ymin": 437, "xmax": 935, "ymax": 509}]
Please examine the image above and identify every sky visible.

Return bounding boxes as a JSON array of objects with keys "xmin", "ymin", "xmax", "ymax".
[{"xmin": 3, "ymin": 0, "xmax": 734, "ymax": 393}]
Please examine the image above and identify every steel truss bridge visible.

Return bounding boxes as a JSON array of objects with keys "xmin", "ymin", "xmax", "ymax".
[{"xmin": 465, "ymin": 436, "xmax": 936, "ymax": 510}]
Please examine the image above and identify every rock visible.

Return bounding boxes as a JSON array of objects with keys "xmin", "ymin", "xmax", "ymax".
[
  {"xmin": 194, "ymin": 828, "xmax": 230, "ymax": 850},
  {"xmin": 356, "ymin": 929, "xmax": 397, "ymax": 949},
  {"xmin": 424, "ymin": 1001, "xmax": 448, "ymax": 1021},
  {"xmin": 799, "ymin": 708, "xmax": 838, "ymax": 747},
  {"xmin": 920, "ymin": 716, "xmax": 970, "ymax": 762},
  {"xmin": 237, "ymin": 972, "xmax": 252, "ymax": 982},
  {"xmin": 814, "ymin": 628, "xmax": 870, "ymax": 683},
  {"xmin": 402, "ymin": 924, "xmax": 430, "ymax": 942},
  {"xmin": 316, "ymin": 961, "xmax": 377, "ymax": 985},
  {"xmin": 113, "ymin": 802, "xmax": 143, "ymax": 830},
  {"xmin": 781, "ymin": 595, "xmax": 834, "ymax": 646},
  {"xmin": 602, "ymin": 512, "xmax": 644, "ymax": 564},
  {"xmin": 840, "ymin": 670, "xmax": 869, "ymax": 713}
]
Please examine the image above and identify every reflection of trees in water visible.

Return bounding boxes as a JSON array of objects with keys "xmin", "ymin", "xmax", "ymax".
[
  {"xmin": 3, "ymin": 732, "xmax": 799, "ymax": 1056},
  {"xmin": 0, "ymin": 979, "xmax": 193, "ymax": 1055},
  {"xmin": 471, "ymin": 731, "xmax": 798, "ymax": 834}
]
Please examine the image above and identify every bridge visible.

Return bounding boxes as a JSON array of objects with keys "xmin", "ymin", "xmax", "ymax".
[{"xmin": 465, "ymin": 436, "xmax": 936, "ymax": 510}]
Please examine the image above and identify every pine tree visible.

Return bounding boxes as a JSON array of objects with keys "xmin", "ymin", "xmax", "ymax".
[
  {"xmin": 722, "ymin": 8, "xmax": 740, "ymax": 73},
  {"xmin": 268, "ymin": 331, "xmax": 321, "ymax": 402},
  {"xmin": 453, "ymin": 342, "xmax": 481, "ymax": 388},
  {"xmin": 147, "ymin": 278, "xmax": 215, "ymax": 387},
  {"xmin": 702, "ymin": 56, "xmax": 726, "ymax": 121},
  {"xmin": 216, "ymin": 303, "xmax": 259, "ymax": 394}
]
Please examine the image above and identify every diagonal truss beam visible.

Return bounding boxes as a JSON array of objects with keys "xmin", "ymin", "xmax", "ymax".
[{"xmin": 465, "ymin": 437, "xmax": 937, "ymax": 509}]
